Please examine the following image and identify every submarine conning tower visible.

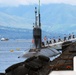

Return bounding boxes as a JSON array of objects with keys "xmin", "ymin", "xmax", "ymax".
[{"xmin": 33, "ymin": 0, "xmax": 42, "ymax": 49}]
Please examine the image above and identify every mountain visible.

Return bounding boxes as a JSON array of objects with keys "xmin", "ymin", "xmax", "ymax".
[
  {"xmin": 0, "ymin": 3, "xmax": 76, "ymax": 38},
  {"xmin": 0, "ymin": 26, "xmax": 52, "ymax": 39},
  {"xmin": 0, "ymin": 26, "xmax": 32, "ymax": 39},
  {"xmin": 0, "ymin": 12, "xmax": 34, "ymax": 29},
  {"xmin": 41, "ymin": 4, "xmax": 76, "ymax": 33}
]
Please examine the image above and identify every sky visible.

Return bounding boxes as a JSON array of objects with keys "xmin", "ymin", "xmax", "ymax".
[{"xmin": 0, "ymin": 0, "xmax": 76, "ymax": 7}]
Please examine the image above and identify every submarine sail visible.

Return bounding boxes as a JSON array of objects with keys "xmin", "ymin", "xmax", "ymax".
[{"xmin": 33, "ymin": 0, "xmax": 42, "ymax": 49}]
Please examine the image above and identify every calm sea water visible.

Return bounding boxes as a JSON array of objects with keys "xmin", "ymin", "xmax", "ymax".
[{"xmin": 0, "ymin": 39, "xmax": 32, "ymax": 73}]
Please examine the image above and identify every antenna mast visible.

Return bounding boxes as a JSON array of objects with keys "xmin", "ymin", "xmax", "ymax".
[
  {"xmin": 33, "ymin": 0, "xmax": 42, "ymax": 49},
  {"xmin": 35, "ymin": 7, "xmax": 37, "ymax": 27},
  {"xmin": 38, "ymin": 0, "xmax": 41, "ymax": 28}
]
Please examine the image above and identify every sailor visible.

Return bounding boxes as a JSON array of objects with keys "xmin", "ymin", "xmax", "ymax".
[
  {"xmin": 58, "ymin": 36, "xmax": 61, "ymax": 42},
  {"xmin": 44, "ymin": 36, "xmax": 47, "ymax": 45},
  {"xmin": 32, "ymin": 39, "xmax": 35, "ymax": 49},
  {"xmin": 53, "ymin": 37, "xmax": 56, "ymax": 43},
  {"xmin": 49, "ymin": 38, "xmax": 52, "ymax": 44},
  {"xmin": 72, "ymin": 32, "xmax": 75, "ymax": 38},
  {"xmin": 64, "ymin": 34, "xmax": 67, "ymax": 41},
  {"xmin": 68, "ymin": 34, "xmax": 71, "ymax": 40},
  {"xmin": 41, "ymin": 39, "xmax": 45, "ymax": 47},
  {"xmin": 46, "ymin": 40, "xmax": 49, "ymax": 44},
  {"xmin": 73, "ymin": 34, "xmax": 75, "ymax": 38}
]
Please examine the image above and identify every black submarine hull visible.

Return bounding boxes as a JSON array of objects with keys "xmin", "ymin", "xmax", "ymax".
[{"xmin": 5, "ymin": 55, "xmax": 50, "ymax": 75}]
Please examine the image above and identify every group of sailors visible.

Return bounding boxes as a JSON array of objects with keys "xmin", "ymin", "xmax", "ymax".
[
  {"xmin": 64, "ymin": 34, "xmax": 75, "ymax": 41},
  {"xmin": 32, "ymin": 33, "xmax": 75, "ymax": 47},
  {"xmin": 43, "ymin": 33, "xmax": 75, "ymax": 45}
]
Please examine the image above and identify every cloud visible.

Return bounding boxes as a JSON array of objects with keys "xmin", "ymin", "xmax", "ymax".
[
  {"xmin": 0, "ymin": 0, "xmax": 76, "ymax": 7},
  {"xmin": 0, "ymin": 0, "xmax": 38, "ymax": 7},
  {"xmin": 41, "ymin": 0, "xmax": 76, "ymax": 5}
]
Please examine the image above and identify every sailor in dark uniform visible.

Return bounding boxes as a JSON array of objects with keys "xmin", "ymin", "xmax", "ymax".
[
  {"xmin": 41, "ymin": 39, "xmax": 45, "ymax": 47},
  {"xmin": 49, "ymin": 38, "xmax": 52, "ymax": 44},
  {"xmin": 72, "ymin": 33, "xmax": 75, "ymax": 38},
  {"xmin": 46, "ymin": 40, "xmax": 49, "ymax": 44},
  {"xmin": 58, "ymin": 36, "xmax": 61, "ymax": 42},
  {"xmin": 53, "ymin": 37, "xmax": 56, "ymax": 43},
  {"xmin": 73, "ymin": 34, "xmax": 75, "ymax": 38},
  {"xmin": 64, "ymin": 34, "xmax": 67, "ymax": 41},
  {"xmin": 68, "ymin": 34, "xmax": 71, "ymax": 40}
]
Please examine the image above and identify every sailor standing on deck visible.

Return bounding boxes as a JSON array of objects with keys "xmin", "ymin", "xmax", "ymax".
[
  {"xmin": 58, "ymin": 36, "xmax": 62, "ymax": 42},
  {"xmin": 72, "ymin": 32, "xmax": 75, "ymax": 38},
  {"xmin": 53, "ymin": 37, "xmax": 56, "ymax": 43},
  {"xmin": 64, "ymin": 34, "xmax": 67, "ymax": 41},
  {"xmin": 41, "ymin": 38, "xmax": 45, "ymax": 47},
  {"xmin": 68, "ymin": 34, "xmax": 71, "ymax": 40},
  {"xmin": 49, "ymin": 38, "xmax": 52, "ymax": 44},
  {"xmin": 32, "ymin": 39, "xmax": 35, "ymax": 49},
  {"xmin": 44, "ymin": 36, "xmax": 48, "ymax": 45}
]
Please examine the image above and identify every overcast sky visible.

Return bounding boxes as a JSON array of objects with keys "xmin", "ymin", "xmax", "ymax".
[{"xmin": 0, "ymin": 0, "xmax": 76, "ymax": 7}]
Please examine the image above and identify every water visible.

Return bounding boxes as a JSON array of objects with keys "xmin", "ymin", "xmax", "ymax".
[{"xmin": 0, "ymin": 39, "xmax": 32, "ymax": 73}]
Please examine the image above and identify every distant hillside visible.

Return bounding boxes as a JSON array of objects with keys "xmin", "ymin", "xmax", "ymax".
[
  {"xmin": 0, "ymin": 26, "xmax": 32, "ymax": 39},
  {"xmin": 0, "ymin": 26, "xmax": 53, "ymax": 39},
  {"xmin": 41, "ymin": 4, "xmax": 76, "ymax": 33}
]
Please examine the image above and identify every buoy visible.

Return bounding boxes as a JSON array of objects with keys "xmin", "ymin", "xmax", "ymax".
[
  {"xmin": 16, "ymin": 48, "xmax": 20, "ymax": 51},
  {"xmin": 10, "ymin": 50, "xmax": 14, "ymax": 52}
]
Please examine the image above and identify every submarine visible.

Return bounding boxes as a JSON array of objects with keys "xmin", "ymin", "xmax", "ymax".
[
  {"xmin": 18, "ymin": 0, "xmax": 76, "ymax": 58},
  {"xmin": 19, "ymin": 1, "xmax": 61, "ymax": 58},
  {"xmin": 0, "ymin": 0, "xmax": 76, "ymax": 75}
]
